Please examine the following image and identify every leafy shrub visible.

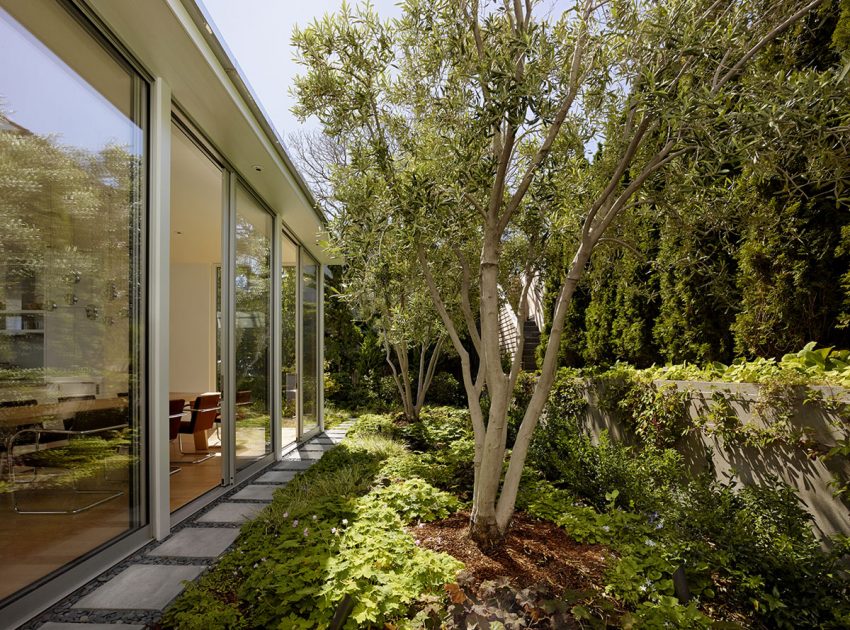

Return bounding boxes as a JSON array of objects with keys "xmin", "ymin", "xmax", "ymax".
[
  {"xmin": 320, "ymin": 495, "xmax": 463, "ymax": 627},
  {"xmin": 530, "ymin": 377, "xmax": 685, "ymax": 514},
  {"xmin": 371, "ymin": 478, "xmax": 459, "ymax": 523},
  {"xmin": 163, "ymin": 418, "xmax": 463, "ymax": 629},
  {"xmin": 529, "ymin": 365, "xmax": 850, "ymax": 628},
  {"xmin": 426, "ymin": 371, "xmax": 464, "ymax": 406},
  {"xmin": 507, "ymin": 370, "xmax": 537, "ymax": 444},
  {"xmin": 617, "ymin": 377, "xmax": 692, "ymax": 447},
  {"xmin": 378, "ymin": 374, "xmax": 399, "ymax": 404},
  {"xmin": 644, "ymin": 342, "xmax": 850, "ymax": 387},
  {"xmin": 346, "ymin": 413, "xmax": 397, "ymax": 439},
  {"xmin": 402, "ymin": 437, "xmax": 477, "ymax": 500},
  {"xmin": 399, "ymin": 406, "xmax": 472, "ymax": 451}
]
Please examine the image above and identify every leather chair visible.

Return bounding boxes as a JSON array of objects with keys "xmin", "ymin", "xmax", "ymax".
[{"xmin": 177, "ymin": 392, "xmax": 220, "ymax": 463}]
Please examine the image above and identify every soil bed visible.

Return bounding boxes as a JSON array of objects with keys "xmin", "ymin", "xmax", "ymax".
[{"xmin": 411, "ymin": 511, "xmax": 610, "ymax": 595}]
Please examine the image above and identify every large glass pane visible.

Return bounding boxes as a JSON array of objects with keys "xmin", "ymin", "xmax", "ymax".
[
  {"xmin": 0, "ymin": 0, "xmax": 144, "ymax": 602},
  {"xmin": 281, "ymin": 234, "xmax": 298, "ymax": 448},
  {"xmin": 168, "ymin": 123, "xmax": 224, "ymax": 510},
  {"xmin": 302, "ymin": 254, "xmax": 320, "ymax": 434},
  {"xmin": 235, "ymin": 186, "xmax": 272, "ymax": 469}
]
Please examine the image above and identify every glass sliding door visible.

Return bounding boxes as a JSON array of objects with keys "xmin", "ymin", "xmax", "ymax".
[
  {"xmin": 301, "ymin": 254, "xmax": 320, "ymax": 435},
  {"xmin": 281, "ymin": 234, "xmax": 298, "ymax": 448},
  {"xmin": 0, "ymin": 0, "xmax": 145, "ymax": 602},
  {"xmin": 234, "ymin": 185, "xmax": 273, "ymax": 470},
  {"xmin": 168, "ymin": 122, "xmax": 224, "ymax": 510}
]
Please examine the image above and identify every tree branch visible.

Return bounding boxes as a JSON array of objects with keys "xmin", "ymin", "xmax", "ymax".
[
  {"xmin": 453, "ymin": 245, "xmax": 483, "ymax": 354},
  {"xmin": 416, "ymin": 240, "xmax": 486, "ymax": 442},
  {"xmin": 712, "ymin": 0, "xmax": 826, "ymax": 93},
  {"xmin": 497, "ymin": 0, "xmax": 593, "ymax": 234},
  {"xmin": 582, "ymin": 116, "xmax": 655, "ymax": 240}
]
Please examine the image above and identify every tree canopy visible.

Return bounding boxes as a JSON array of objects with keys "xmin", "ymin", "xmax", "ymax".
[{"xmin": 292, "ymin": 0, "xmax": 839, "ymax": 544}]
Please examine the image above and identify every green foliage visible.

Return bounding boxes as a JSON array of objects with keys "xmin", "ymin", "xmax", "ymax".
[
  {"xmin": 536, "ymin": 7, "xmax": 850, "ymax": 371},
  {"xmin": 645, "ymin": 342, "xmax": 850, "ymax": 387},
  {"xmin": 163, "ymin": 419, "xmax": 462, "ymax": 629},
  {"xmin": 523, "ymin": 400, "xmax": 850, "ymax": 630},
  {"xmin": 370, "ymin": 478, "xmax": 459, "ymax": 523},
  {"xmin": 425, "ymin": 371, "xmax": 464, "ymax": 407},
  {"xmin": 345, "ymin": 412, "xmax": 397, "ymax": 439},
  {"xmin": 617, "ymin": 379, "xmax": 692, "ymax": 448},
  {"xmin": 506, "ymin": 370, "xmax": 538, "ymax": 444},
  {"xmin": 531, "ymin": 382, "xmax": 687, "ymax": 514},
  {"xmin": 398, "ymin": 406, "xmax": 473, "ymax": 451},
  {"xmin": 320, "ymin": 495, "xmax": 462, "ymax": 627}
]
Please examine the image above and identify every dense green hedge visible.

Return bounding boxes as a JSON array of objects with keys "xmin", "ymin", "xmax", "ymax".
[{"xmin": 536, "ymin": 4, "xmax": 850, "ymax": 369}]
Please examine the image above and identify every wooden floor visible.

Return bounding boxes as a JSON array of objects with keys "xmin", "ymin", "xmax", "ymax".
[
  {"xmin": 168, "ymin": 450, "xmax": 222, "ymax": 512},
  {"xmin": 0, "ymin": 423, "xmax": 308, "ymax": 601},
  {"xmin": 0, "ymin": 477, "xmax": 131, "ymax": 601}
]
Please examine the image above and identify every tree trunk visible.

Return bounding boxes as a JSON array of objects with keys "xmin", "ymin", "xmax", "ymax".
[{"xmin": 468, "ymin": 506, "xmax": 503, "ymax": 549}]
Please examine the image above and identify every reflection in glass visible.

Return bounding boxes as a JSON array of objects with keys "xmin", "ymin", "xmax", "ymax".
[
  {"xmin": 302, "ymin": 255, "xmax": 320, "ymax": 434},
  {"xmin": 235, "ymin": 186, "xmax": 273, "ymax": 469},
  {"xmin": 280, "ymin": 235, "xmax": 298, "ymax": 448},
  {"xmin": 0, "ymin": 1, "xmax": 144, "ymax": 602}
]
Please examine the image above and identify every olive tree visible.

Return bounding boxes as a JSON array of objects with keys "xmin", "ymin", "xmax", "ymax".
[{"xmin": 292, "ymin": 0, "xmax": 826, "ymax": 546}]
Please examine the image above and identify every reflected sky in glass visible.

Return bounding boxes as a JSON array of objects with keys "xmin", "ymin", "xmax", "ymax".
[{"xmin": 0, "ymin": 7, "xmax": 134, "ymax": 153}]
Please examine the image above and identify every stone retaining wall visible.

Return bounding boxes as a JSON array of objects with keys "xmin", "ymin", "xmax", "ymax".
[{"xmin": 580, "ymin": 379, "xmax": 850, "ymax": 543}]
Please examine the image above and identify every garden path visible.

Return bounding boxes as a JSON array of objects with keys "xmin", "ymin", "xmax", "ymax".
[{"xmin": 20, "ymin": 421, "xmax": 355, "ymax": 630}]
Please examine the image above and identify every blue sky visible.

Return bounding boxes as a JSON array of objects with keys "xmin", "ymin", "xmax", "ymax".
[
  {"xmin": 201, "ymin": 0, "xmax": 570, "ymax": 141},
  {"xmin": 201, "ymin": 0, "xmax": 404, "ymax": 139}
]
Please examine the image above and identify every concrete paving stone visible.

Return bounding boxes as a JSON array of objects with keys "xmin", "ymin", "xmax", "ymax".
[
  {"xmin": 298, "ymin": 443, "xmax": 332, "ymax": 451},
  {"xmin": 196, "ymin": 502, "xmax": 264, "ymax": 524},
  {"xmin": 38, "ymin": 625, "xmax": 145, "ymax": 630},
  {"xmin": 256, "ymin": 469, "xmax": 298, "ymax": 483},
  {"xmin": 148, "ymin": 527, "xmax": 240, "ymax": 558},
  {"xmin": 282, "ymin": 450, "xmax": 324, "ymax": 461},
  {"xmin": 71, "ymin": 564, "xmax": 205, "ymax": 611},
  {"xmin": 230, "ymin": 484, "xmax": 279, "ymax": 501},
  {"xmin": 273, "ymin": 460, "xmax": 314, "ymax": 470}
]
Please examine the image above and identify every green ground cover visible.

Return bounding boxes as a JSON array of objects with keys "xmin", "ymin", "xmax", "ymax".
[{"xmin": 163, "ymin": 402, "xmax": 850, "ymax": 628}]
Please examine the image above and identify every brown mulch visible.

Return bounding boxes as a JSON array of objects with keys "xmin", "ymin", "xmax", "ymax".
[{"xmin": 410, "ymin": 511, "xmax": 610, "ymax": 596}]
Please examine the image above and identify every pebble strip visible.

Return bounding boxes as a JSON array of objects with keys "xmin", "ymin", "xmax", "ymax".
[{"xmin": 18, "ymin": 421, "xmax": 355, "ymax": 630}]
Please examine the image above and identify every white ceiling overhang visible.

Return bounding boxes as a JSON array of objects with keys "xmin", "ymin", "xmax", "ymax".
[{"xmin": 86, "ymin": 0, "xmax": 338, "ymax": 264}]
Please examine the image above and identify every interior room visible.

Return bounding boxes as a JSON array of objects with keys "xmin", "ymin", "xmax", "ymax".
[{"xmin": 168, "ymin": 122, "xmax": 224, "ymax": 512}]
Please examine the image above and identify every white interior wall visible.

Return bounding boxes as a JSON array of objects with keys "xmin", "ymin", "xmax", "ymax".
[{"xmin": 169, "ymin": 262, "xmax": 215, "ymax": 395}]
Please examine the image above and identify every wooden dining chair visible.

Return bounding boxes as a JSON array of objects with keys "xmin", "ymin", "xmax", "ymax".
[{"xmin": 177, "ymin": 392, "xmax": 220, "ymax": 463}]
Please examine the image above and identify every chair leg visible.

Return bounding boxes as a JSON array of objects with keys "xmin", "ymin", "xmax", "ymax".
[
  {"xmin": 12, "ymin": 453, "xmax": 124, "ymax": 515},
  {"xmin": 177, "ymin": 434, "xmax": 215, "ymax": 464},
  {"xmin": 13, "ymin": 488, "xmax": 124, "ymax": 515}
]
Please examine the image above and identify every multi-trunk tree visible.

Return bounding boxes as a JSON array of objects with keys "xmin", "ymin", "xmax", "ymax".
[{"xmin": 292, "ymin": 0, "xmax": 829, "ymax": 546}]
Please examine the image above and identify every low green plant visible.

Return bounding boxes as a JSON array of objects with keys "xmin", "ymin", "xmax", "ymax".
[
  {"xmin": 345, "ymin": 412, "xmax": 397, "ymax": 438},
  {"xmin": 370, "ymin": 478, "xmax": 459, "ymax": 523},
  {"xmin": 645, "ymin": 342, "xmax": 850, "ymax": 388},
  {"xmin": 162, "ymin": 420, "xmax": 463, "ymax": 629}
]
